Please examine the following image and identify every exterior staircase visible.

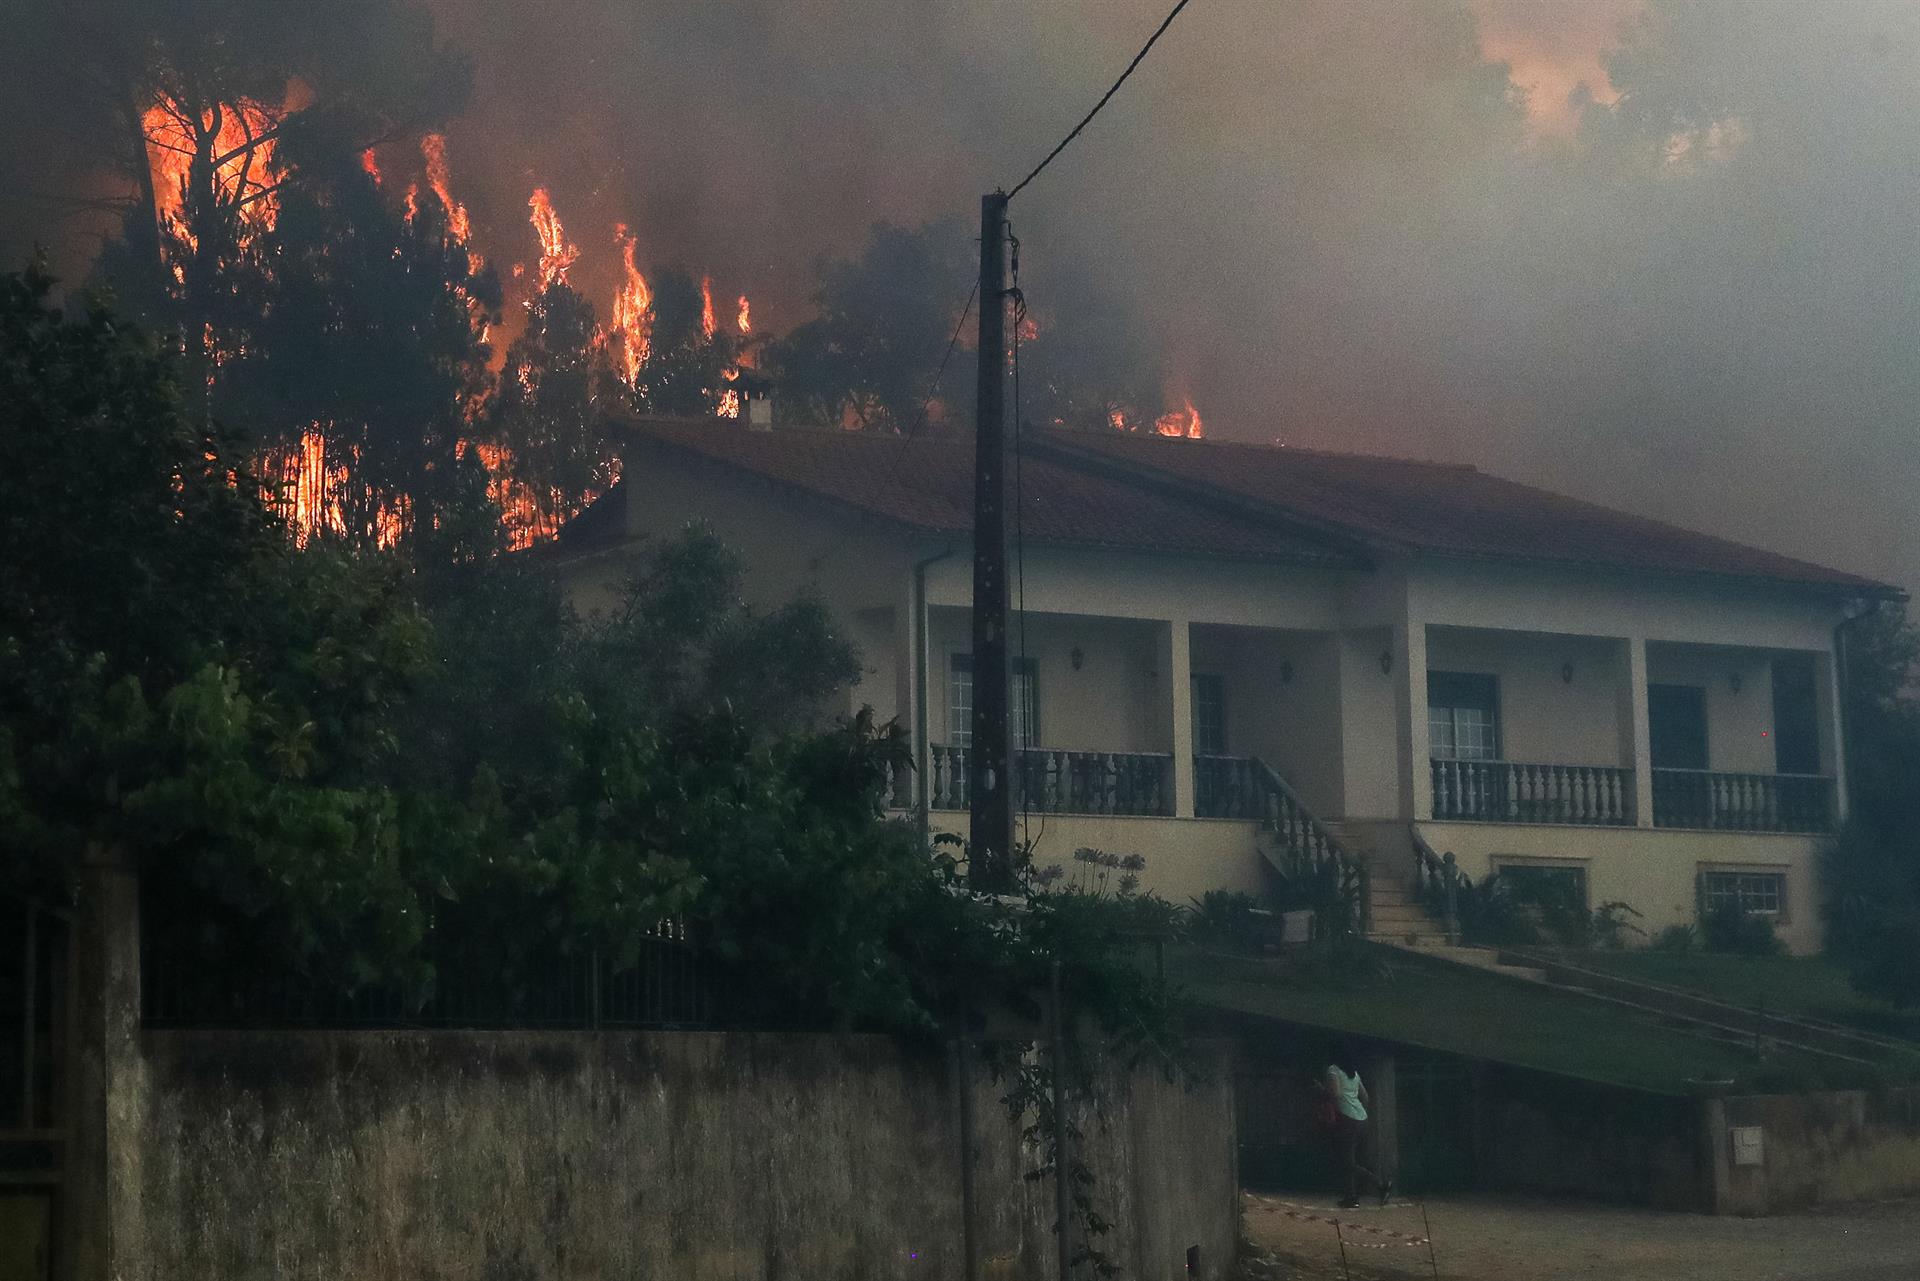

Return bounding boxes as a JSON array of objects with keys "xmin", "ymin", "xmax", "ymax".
[{"xmin": 1359, "ymin": 868, "xmax": 1453, "ymax": 948}]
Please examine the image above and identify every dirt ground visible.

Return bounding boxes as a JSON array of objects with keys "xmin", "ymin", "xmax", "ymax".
[{"xmin": 1242, "ymin": 1189, "xmax": 1920, "ymax": 1281}]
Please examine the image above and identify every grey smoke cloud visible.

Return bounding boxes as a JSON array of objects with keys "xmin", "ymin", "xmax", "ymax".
[{"xmin": 425, "ymin": 0, "xmax": 1920, "ymax": 598}]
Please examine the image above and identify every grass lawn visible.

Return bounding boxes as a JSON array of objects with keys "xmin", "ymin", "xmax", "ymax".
[
  {"xmin": 1537, "ymin": 949, "xmax": 1920, "ymax": 1043},
  {"xmin": 1170, "ymin": 945, "xmax": 1908, "ymax": 1095}
]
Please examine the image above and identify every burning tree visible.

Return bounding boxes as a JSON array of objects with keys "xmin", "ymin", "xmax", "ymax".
[{"xmin": 486, "ymin": 281, "xmax": 621, "ymax": 547}]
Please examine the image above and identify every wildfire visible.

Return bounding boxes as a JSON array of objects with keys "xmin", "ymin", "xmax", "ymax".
[
  {"xmin": 261, "ymin": 428, "xmax": 406, "ymax": 549},
  {"xmin": 141, "ymin": 92, "xmax": 283, "ymax": 237},
  {"xmin": 610, "ymin": 223, "xmax": 653, "ymax": 384},
  {"xmin": 737, "ymin": 294, "xmax": 752, "ymax": 335},
  {"xmin": 1154, "ymin": 398, "xmax": 1205, "ymax": 439},
  {"xmin": 700, "ymin": 274, "xmax": 717, "ymax": 340},
  {"xmin": 360, "ymin": 148, "xmax": 381, "ymax": 184},
  {"xmin": 528, "ymin": 188, "xmax": 579, "ymax": 287},
  {"xmin": 419, "ymin": 134, "xmax": 471, "ymax": 242}
]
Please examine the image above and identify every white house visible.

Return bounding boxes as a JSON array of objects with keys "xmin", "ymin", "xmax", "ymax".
[{"xmin": 551, "ymin": 416, "xmax": 1901, "ymax": 954}]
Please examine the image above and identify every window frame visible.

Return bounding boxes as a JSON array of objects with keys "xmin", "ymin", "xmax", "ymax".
[
  {"xmin": 1191, "ymin": 673, "xmax": 1227, "ymax": 757},
  {"xmin": 948, "ymin": 653, "xmax": 1039, "ymax": 750},
  {"xmin": 1492, "ymin": 857, "xmax": 1590, "ymax": 911},
  {"xmin": 1427, "ymin": 671, "xmax": 1501, "ymax": 762},
  {"xmin": 1698, "ymin": 866, "xmax": 1789, "ymax": 922}
]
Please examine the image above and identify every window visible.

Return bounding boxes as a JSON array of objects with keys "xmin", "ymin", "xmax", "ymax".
[
  {"xmin": 1700, "ymin": 870, "xmax": 1785, "ymax": 917},
  {"xmin": 1428, "ymin": 672, "xmax": 1499, "ymax": 761},
  {"xmin": 1191, "ymin": 674, "xmax": 1227, "ymax": 756},
  {"xmin": 949, "ymin": 655, "xmax": 1038, "ymax": 749},
  {"xmin": 1497, "ymin": 862, "xmax": 1588, "ymax": 910},
  {"xmin": 1770, "ymin": 656, "xmax": 1821, "ymax": 776},
  {"xmin": 1648, "ymin": 684, "xmax": 1708, "ymax": 771}
]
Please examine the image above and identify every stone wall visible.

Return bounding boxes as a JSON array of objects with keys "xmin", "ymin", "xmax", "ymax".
[
  {"xmin": 120, "ymin": 1030, "xmax": 1238, "ymax": 1281},
  {"xmin": 1708, "ymin": 1087, "xmax": 1920, "ymax": 1215}
]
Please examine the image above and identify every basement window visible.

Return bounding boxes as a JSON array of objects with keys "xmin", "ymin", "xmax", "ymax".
[{"xmin": 1700, "ymin": 869, "xmax": 1786, "ymax": 918}]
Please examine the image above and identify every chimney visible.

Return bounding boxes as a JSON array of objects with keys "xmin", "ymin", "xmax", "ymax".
[{"xmin": 747, "ymin": 395, "xmax": 774, "ymax": 430}]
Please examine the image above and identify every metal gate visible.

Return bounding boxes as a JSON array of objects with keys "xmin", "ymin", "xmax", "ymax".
[
  {"xmin": 1396, "ymin": 1052, "xmax": 1477, "ymax": 1194},
  {"xmin": 1, "ymin": 895, "xmax": 72, "ymax": 1281}
]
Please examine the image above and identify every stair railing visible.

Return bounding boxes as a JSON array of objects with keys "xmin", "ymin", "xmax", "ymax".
[
  {"xmin": 1249, "ymin": 760, "xmax": 1369, "ymax": 937},
  {"xmin": 1411, "ymin": 827, "xmax": 1464, "ymax": 946}
]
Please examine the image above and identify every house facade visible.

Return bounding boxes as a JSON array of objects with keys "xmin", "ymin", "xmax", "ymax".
[{"xmin": 552, "ymin": 417, "xmax": 1900, "ymax": 954}]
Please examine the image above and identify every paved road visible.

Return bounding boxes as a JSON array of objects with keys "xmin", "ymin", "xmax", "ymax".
[{"xmin": 1243, "ymin": 1189, "xmax": 1920, "ymax": 1281}]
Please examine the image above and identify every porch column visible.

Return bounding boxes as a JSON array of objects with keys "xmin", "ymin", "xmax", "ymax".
[
  {"xmin": 1162, "ymin": 619, "xmax": 1196, "ymax": 818},
  {"xmin": 1619, "ymin": 637, "xmax": 1655, "ymax": 828},
  {"xmin": 1815, "ymin": 649, "xmax": 1848, "ymax": 824},
  {"xmin": 896, "ymin": 575, "xmax": 925, "ymax": 810},
  {"xmin": 1392, "ymin": 619, "xmax": 1431, "ymax": 821}
]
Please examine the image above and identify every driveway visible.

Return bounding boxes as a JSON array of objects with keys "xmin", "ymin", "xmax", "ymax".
[{"xmin": 1242, "ymin": 1189, "xmax": 1920, "ymax": 1281}]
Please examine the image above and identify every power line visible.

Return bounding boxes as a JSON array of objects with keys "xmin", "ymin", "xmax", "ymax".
[{"xmin": 1005, "ymin": 0, "xmax": 1199, "ymax": 201}]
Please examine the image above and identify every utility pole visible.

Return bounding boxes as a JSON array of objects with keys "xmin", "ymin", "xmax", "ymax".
[{"xmin": 968, "ymin": 191, "xmax": 1014, "ymax": 893}]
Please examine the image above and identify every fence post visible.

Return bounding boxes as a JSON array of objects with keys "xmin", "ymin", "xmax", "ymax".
[
  {"xmin": 1442, "ymin": 853, "xmax": 1460, "ymax": 946},
  {"xmin": 1356, "ymin": 860, "xmax": 1373, "ymax": 937},
  {"xmin": 69, "ymin": 844, "xmax": 146, "ymax": 1281}
]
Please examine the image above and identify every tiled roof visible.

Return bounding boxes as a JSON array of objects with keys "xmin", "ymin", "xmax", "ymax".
[
  {"xmin": 1043, "ymin": 432, "xmax": 1892, "ymax": 594},
  {"xmin": 597, "ymin": 418, "xmax": 1364, "ymax": 566},
  {"xmin": 574, "ymin": 417, "xmax": 1893, "ymax": 595}
]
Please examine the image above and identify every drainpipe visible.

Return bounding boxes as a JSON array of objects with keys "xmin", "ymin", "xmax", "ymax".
[{"xmin": 914, "ymin": 545, "xmax": 957, "ymax": 846}]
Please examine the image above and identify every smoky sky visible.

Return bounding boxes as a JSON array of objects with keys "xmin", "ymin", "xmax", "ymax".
[{"xmin": 8, "ymin": 0, "xmax": 1918, "ymax": 597}]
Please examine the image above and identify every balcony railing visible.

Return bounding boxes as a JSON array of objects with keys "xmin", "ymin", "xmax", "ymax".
[
  {"xmin": 1194, "ymin": 754, "xmax": 1259, "ymax": 819},
  {"xmin": 1430, "ymin": 758, "xmax": 1635, "ymax": 826},
  {"xmin": 1652, "ymin": 769, "xmax": 1834, "ymax": 833},
  {"xmin": 928, "ymin": 745, "xmax": 1174, "ymax": 816}
]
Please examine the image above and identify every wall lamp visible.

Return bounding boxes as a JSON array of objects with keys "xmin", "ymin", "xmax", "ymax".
[
  {"xmin": 1729, "ymin": 672, "xmax": 1743, "ymax": 695},
  {"xmin": 1280, "ymin": 660, "xmax": 1295, "ymax": 684},
  {"xmin": 1379, "ymin": 650, "xmax": 1393, "ymax": 676},
  {"xmin": 1070, "ymin": 646, "xmax": 1085, "ymax": 671},
  {"xmin": 1561, "ymin": 662, "xmax": 1576, "ymax": 685}
]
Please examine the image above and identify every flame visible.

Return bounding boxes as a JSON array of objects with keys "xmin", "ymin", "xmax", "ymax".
[
  {"xmin": 261, "ymin": 428, "xmax": 406, "ymax": 548},
  {"xmin": 610, "ymin": 222, "xmax": 653, "ymax": 384},
  {"xmin": 141, "ymin": 92, "xmax": 283, "ymax": 239},
  {"xmin": 420, "ymin": 134, "xmax": 471, "ymax": 242},
  {"xmin": 737, "ymin": 294, "xmax": 751, "ymax": 334},
  {"xmin": 528, "ymin": 187, "xmax": 579, "ymax": 287},
  {"xmin": 1154, "ymin": 398, "xmax": 1204, "ymax": 439},
  {"xmin": 360, "ymin": 148, "xmax": 381, "ymax": 184},
  {"xmin": 459, "ymin": 438, "xmax": 617, "ymax": 551},
  {"xmin": 700, "ymin": 274, "xmax": 717, "ymax": 340},
  {"xmin": 403, "ymin": 182, "xmax": 420, "ymax": 223}
]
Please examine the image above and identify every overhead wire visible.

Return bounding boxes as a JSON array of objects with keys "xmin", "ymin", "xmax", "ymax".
[{"xmin": 1005, "ymin": 0, "xmax": 1199, "ymax": 202}]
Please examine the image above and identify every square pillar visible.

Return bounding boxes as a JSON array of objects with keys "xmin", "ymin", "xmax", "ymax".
[
  {"xmin": 895, "ymin": 578, "xmax": 925, "ymax": 809},
  {"xmin": 1619, "ymin": 637, "xmax": 1655, "ymax": 828},
  {"xmin": 1161, "ymin": 619, "xmax": 1196, "ymax": 818},
  {"xmin": 1392, "ymin": 620, "xmax": 1431, "ymax": 820},
  {"xmin": 1815, "ymin": 649, "xmax": 1848, "ymax": 824}
]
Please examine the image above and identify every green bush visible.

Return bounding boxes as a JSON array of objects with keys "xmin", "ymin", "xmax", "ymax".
[
  {"xmin": 1650, "ymin": 923, "xmax": 1697, "ymax": 952},
  {"xmin": 1700, "ymin": 901, "xmax": 1784, "ymax": 957}
]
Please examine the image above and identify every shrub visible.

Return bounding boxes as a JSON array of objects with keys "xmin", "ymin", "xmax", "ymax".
[
  {"xmin": 1650, "ymin": 923, "xmax": 1697, "ymax": 952},
  {"xmin": 1700, "ymin": 901, "xmax": 1784, "ymax": 956}
]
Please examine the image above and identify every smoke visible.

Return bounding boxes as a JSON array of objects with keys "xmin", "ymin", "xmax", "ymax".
[{"xmin": 6, "ymin": 0, "xmax": 1916, "ymax": 595}]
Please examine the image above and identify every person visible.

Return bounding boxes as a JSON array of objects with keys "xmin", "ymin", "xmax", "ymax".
[{"xmin": 1323, "ymin": 1050, "xmax": 1391, "ymax": 1209}]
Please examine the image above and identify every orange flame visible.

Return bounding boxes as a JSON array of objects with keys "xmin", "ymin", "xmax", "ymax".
[
  {"xmin": 737, "ymin": 294, "xmax": 751, "ymax": 334},
  {"xmin": 261, "ymin": 429, "xmax": 406, "ymax": 548},
  {"xmin": 360, "ymin": 148, "xmax": 381, "ymax": 184},
  {"xmin": 700, "ymin": 274, "xmax": 717, "ymax": 340},
  {"xmin": 403, "ymin": 182, "xmax": 420, "ymax": 223},
  {"xmin": 420, "ymin": 134, "xmax": 471, "ymax": 242},
  {"xmin": 141, "ymin": 93, "xmax": 282, "ymax": 238},
  {"xmin": 1154, "ymin": 398, "xmax": 1205, "ymax": 439},
  {"xmin": 528, "ymin": 187, "xmax": 579, "ymax": 287},
  {"xmin": 717, "ymin": 389, "xmax": 741, "ymax": 418},
  {"xmin": 610, "ymin": 222, "xmax": 653, "ymax": 384}
]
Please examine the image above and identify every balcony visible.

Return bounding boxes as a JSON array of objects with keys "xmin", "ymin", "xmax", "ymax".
[
  {"xmin": 928, "ymin": 745, "xmax": 1174, "ymax": 816},
  {"xmin": 1430, "ymin": 758, "xmax": 1635, "ymax": 827},
  {"xmin": 1651, "ymin": 769, "xmax": 1835, "ymax": 833}
]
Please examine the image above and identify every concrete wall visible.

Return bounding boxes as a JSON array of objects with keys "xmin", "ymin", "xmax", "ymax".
[
  {"xmin": 1426, "ymin": 628, "xmax": 1626, "ymax": 766},
  {"xmin": 122, "ymin": 1031, "xmax": 1239, "ymax": 1281},
  {"xmin": 1709, "ymin": 1087, "xmax": 1920, "ymax": 1215},
  {"xmin": 931, "ymin": 813, "xmax": 1267, "ymax": 906},
  {"xmin": 1646, "ymin": 642, "xmax": 1778, "ymax": 775},
  {"xmin": 1414, "ymin": 821, "xmax": 1822, "ymax": 953},
  {"xmin": 1473, "ymin": 1066, "xmax": 1703, "ymax": 1210},
  {"xmin": 925, "ymin": 608, "xmax": 1164, "ymax": 753}
]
